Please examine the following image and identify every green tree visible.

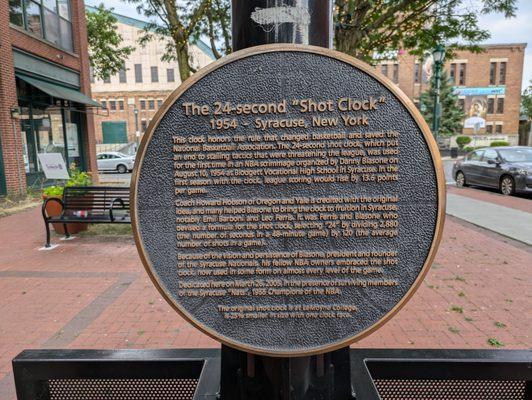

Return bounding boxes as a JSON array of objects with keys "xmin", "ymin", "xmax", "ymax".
[
  {"xmin": 126, "ymin": 0, "xmax": 210, "ymax": 81},
  {"xmin": 419, "ymin": 70, "xmax": 464, "ymax": 137},
  {"xmin": 334, "ymin": 0, "xmax": 517, "ymax": 63},
  {"xmin": 200, "ymin": 1, "xmax": 517, "ymax": 63},
  {"xmin": 521, "ymin": 80, "xmax": 532, "ymax": 121},
  {"xmin": 86, "ymin": 4, "xmax": 135, "ymax": 80}
]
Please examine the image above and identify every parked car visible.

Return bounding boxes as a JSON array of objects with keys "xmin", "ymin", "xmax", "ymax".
[
  {"xmin": 96, "ymin": 152, "xmax": 135, "ymax": 173},
  {"xmin": 452, "ymin": 146, "xmax": 532, "ymax": 196}
]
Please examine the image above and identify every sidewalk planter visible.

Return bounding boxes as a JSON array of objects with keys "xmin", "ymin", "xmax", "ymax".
[
  {"xmin": 41, "ymin": 167, "xmax": 93, "ymax": 235},
  {"xmin": 42, "ymin": 194, "xmax": 88, "ymax": 234}
]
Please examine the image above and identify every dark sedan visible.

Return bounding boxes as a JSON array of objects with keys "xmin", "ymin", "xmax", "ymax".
[{"xmin": 452, "ymin": 146, "xmax": 532, "ymax": 196}]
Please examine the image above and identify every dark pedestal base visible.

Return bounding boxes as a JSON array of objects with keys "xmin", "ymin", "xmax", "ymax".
[{"xmin": 12, "ymin": 348, "xmax": 532, "ymax": 399}]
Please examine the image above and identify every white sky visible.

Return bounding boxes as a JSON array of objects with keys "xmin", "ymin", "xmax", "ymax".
[{"xmin": 85, "ymin": 0, "xmax": 532, "ymax": 90}]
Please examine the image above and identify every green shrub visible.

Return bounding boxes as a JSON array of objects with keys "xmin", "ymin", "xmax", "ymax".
[
  {"xmin": 490, "ymin": 141, "xmax": 509, "ymax": 147},
  {"xmin": 42, "ymin": 185, "xmax": 64, "ymax": 197},
  {"xmin": 42, "ymin": 164, "xmax": 93, "ymax": 197},
  {"xmin": 456, "ymin": 136, "xmax": 472, "ymax": 149}
]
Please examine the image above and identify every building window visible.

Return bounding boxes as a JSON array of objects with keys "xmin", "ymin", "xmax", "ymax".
[
  {"xmin": 135, "ymin": 64, "xmax": 143, "ymax": 83},
  {"xmin": 495, "ymin": 124, "xmax": 502, "ymax": 134},
  {"xmin": 25, "ymin": 1, "xmax": 43, "ymax": 37},
  {"xmin": 101, "ymin": 100, "xmax": 107, "ymax": 109},
  {"xmin": 9, "ymin": 0, "xmax": 24, "ymax": 26},
  {"xmin": 449, "ymin": 63, "xmax": 456, "ymax": 84},
  {"xmin": 157, "ymin": 99, "xmax": 163, "ymax": 108},
  {"xmin": 486, "ymin": 125, "xmax": 493, "ymax": 134},
  {"xmin": 497, "ymin": 98, "xmax": 504, "ymax": 114},
  {"xmin": 118, "ymin": 100, "xmax": 124, "ymax": 111},
  {"xmin": 458, "ymin": 63, "xmax": 466, "ymax": 85},
  {"xmin": 499, "ymin": 62, "xmax": 507, "ymax": 85},
  {"xmin": 89, "ymin": 66, "xmax": 95, "ymax": 84},
  {"xmin": 10, "ymin": 0, "xmax": 73, "ymax": 51},
  {"xmin": 109, "ymin": 100, "xmax": 116, "ymax": 111},
  {"xmin": 140, "ymin": 99, "xmax": 146, "ymax": 110},
  {"xmin": 118, "ymin": 66, "xmax": 127, "ymax": 83},
  {"xmin": 381, "ymin": 64, "xmax": 388, "ymax": 77},
  {"xmin": 487, "ymin": 98, "xmax": 495, "ymax": 114},
  {"xmin": 392, "ymin": 64, "xmax": 399, "ymax": 83},
  {"xmin": 103, "ymin": 75, "xmax": 111, "ymax": 84},
  {"xmin": 414, "ymin": 63, "xmax": 421, "ymax": 84},
  {"xmin": 167, "ymin": 68, "xmax": 175, "ymax": 83},
  {"xmin": 141, "ymin": 120, "xmax": 147, "ymax": 132},
  {"xmin": 151, "ymin": 66, "xmax": 159, "ymax": 83},
  {"xmin": 148, "ymin": 99, "xmax": 155, "ymax": 110},
  {"xmin": 489, "ymin": 62, "xmax": 496, "ymax": 85}
]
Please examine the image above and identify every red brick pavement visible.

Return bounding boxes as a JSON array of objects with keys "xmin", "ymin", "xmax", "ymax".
[{"xmin": 0, "ymin": 200, "xmax": 530, "ymax": 397}]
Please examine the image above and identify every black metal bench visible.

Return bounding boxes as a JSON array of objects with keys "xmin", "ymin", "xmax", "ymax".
[{"xmin": 42, "ymin": 186, "xmax": 130, "ymax": 247}]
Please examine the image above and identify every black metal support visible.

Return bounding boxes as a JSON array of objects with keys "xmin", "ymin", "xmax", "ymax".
[
  {"xmin": 227, "ymin": 3, "xmax": 345, "ymax": 398},
  {"xmin": 219, "ymin": 345, "xmax": 353, "ymax": 400},
  {"xmin": 231, "ymin": 0, "xmax": 333, "ymax": 51}
]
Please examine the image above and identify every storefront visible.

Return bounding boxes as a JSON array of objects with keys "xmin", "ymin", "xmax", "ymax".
[{"xmin": 13, "ymin": 50, "xmax": 100, "ymax": 187}]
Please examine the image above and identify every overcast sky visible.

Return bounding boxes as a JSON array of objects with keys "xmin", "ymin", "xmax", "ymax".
[{"xmin": 85, "ymin": 0, "xmax": 532, "ymax": 90}]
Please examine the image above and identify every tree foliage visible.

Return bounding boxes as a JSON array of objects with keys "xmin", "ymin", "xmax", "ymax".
[
  {"xmin": 334, "ymin": 0, "xmax": 517, "ymax": 63},
  {"xmin": 521, "ymin": 80, "xmax": 532, "ymax": 121},
  {"xmin": 420, "ymin": 70, "xmax": 465, "ymax": 137},
  {"xmin": 196, "ymin": 1, "xmax": 517, "ymax": 64},
  {"xmin": 126, "ymin": 0, "xmax": 518, "ymax": 80},
  {"xmin": 126, "ymin": 0, "xmax": 210, "ymax": 81},
  {"xmin": 86, "ymin": 4, "xmax": 135, "ymax": 80},
  {"xmin": 194, "ymin": 0, "xmax": 231, "ymax": 59}
]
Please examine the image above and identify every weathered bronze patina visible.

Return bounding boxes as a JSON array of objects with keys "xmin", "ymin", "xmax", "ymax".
[{"xmin": 132, "ymin": 44, "xmax": 445, "ymax": 356}]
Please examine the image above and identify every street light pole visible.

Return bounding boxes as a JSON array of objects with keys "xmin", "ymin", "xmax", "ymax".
[
  {"xmin": 134, "ymin": 108, "xmax": 139, "ymax": 147},
  {"xmin": 432, "ymin": 44, "xmax": 446, "ymax": 141}
]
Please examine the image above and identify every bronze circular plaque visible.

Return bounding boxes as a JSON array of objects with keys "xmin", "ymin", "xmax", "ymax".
[{"xmin": 132, "ymin": 44, "xmax": 445, "ymax": 356}]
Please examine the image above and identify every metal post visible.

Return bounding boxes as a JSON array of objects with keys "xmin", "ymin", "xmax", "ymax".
[
  {"xmin": 231, "ymin": 0, "xmax": 333, "ymax": 51},
  {"xmin": 431, "ymin": 44, "xmax": 445, "ymax": 141},
  {"xmin": 222, "ymin": 2, "xmax": 352, "ymax": 399},
  {"xmin": 134, "ymin": 108, "xmax": 139, "ymax": 147},
  {"xmin": 432, "ymin": 60, "xmax": 442, "ymax": 139}
]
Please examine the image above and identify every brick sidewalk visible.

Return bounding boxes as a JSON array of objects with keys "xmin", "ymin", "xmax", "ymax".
[{"xmin": 0, "ymin": 201, "xmax": 531, "ymax": 398}]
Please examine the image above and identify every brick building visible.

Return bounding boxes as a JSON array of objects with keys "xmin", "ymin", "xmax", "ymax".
[
  {"xmin": 0, "ymin": 0, "xmax": 99, "ymax": 196},
  {"xmin": 89, "ymin": 7, "xmax": 215, "ymax": 145},
  {"xmin": 375, "ymin": 43, "xmax": 526, "ymax": 146}
]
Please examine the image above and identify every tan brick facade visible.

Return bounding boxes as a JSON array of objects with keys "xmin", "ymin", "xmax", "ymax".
[
  {"xmin": 92, "ymin": 90, "xmax": 173, "ymax": 143},
  {"xmin": 375, "ymin": 44, "xmax": 526, "ymax": 144},
  {"xmin": 0, "ymin": 0, "xmax": 97, "ymax": 196},
  {"xmin": 89, "ymin": 8, "xmax": 214, "ymax": 145}
]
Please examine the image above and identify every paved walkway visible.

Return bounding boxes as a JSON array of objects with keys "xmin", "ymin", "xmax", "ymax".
[
  {"xmin": 446, "ymin": 192, "xmax": 532, "ymax": 245},
  {"xmin": 0, "ymin": 191, "xmax": 530, "ymax": 398}
]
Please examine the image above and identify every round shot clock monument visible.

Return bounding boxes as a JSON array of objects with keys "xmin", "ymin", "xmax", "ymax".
[
  {"xmin": 132, "ymin": 45, "xmax": 445, "ymax": 356},
  {"xmin": 132, "ymin": 0, "xmax": 444, "ymax": 396}
]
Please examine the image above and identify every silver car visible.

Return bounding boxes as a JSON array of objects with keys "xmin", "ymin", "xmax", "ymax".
[{"xmin": 96, "ymin": 152, "xmax": 135, "ymax": 174}]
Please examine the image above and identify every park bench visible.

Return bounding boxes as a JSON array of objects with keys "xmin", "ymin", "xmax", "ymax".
[{"xmin": 42, "ymin": 186, "xmax": 130, "ymax": 248}]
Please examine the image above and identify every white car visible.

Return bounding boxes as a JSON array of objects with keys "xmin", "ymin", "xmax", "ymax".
[{"xmin": 96, "ymin": 152, "xmax": 135, "ymax": 173}]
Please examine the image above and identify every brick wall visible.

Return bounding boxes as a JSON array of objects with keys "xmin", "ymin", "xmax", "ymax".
[
  {"xmin": 0, "ymin": 3, "xmax": 26, "ymax": 195},
  {"xmin": 92, "ymin": 91, "xmax": 173, "ymax": 143},
  {"xmin": 376, "ymin": 44, "xmax": 526, "ymax": 138},
  {"xmin": 0, "ymin": 0, "xmax": 98, "ymax": 194}
]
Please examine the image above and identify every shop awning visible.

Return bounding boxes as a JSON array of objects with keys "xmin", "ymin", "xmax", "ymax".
[{"xmin": 16, "ymin": 74, "xmax": 101, "ymax": 107}]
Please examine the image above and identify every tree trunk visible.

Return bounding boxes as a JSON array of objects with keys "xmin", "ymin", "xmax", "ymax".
[{"xmin": 176, "ymin": 44, "xmax": 192, "ymax": 82}]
